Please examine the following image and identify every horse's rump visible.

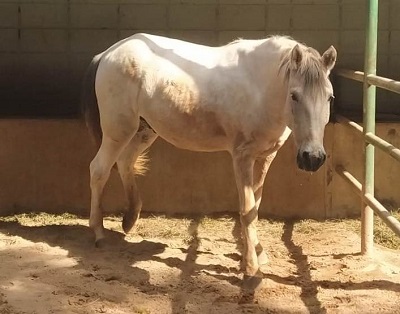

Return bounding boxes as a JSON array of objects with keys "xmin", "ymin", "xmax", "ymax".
[{"xmin": 81, "ymin": 52, "xmax": 152, "ymax": 175}]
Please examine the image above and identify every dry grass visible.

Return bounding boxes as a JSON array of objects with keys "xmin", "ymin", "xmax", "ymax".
[
  {"xmin": 0, "ymin": 212, "xmax": 80, "ymax": 226},
  {"xmin": 340, "ymin": 210, "xmax": 400, "ymax": 250},
  {"xmin": 0, "ymin": 211, "xmax": 399, "ymax": 250},
  {"xmin": 294, "ymin": 210, "xmax": 400, "ymax": 250},
  {"xmin": 134, "ymin": 214, "xmax": 192, "ymax": 240}
]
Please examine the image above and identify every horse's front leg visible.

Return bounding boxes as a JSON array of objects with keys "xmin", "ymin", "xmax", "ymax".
[
  {"xmin": 232, "ymin": 153, "xmax": 260, "ymax": 278},
  {"xmin": 252, "ymin": 152, "xmax": 277, "ymax": 266}
]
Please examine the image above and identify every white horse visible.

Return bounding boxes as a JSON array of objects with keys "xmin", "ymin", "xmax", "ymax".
[{"xmin": 82, "ymin": 33, "xmax": 337, "ymax": 280}]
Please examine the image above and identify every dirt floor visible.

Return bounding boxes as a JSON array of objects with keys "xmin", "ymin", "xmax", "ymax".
[{"xmin": 0, "ymin": 213, "xmax": 399, "ymax": 314}]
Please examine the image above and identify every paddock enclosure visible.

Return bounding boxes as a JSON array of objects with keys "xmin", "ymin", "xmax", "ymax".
[{"xmin": 1, "ymin": 1, "xmax": 400, "ymax": 313}]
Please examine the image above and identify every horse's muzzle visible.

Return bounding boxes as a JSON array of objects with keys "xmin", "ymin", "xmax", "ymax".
[{"xmin": 297, "ymin": 149, "xmax": 326, "ymax": 172}]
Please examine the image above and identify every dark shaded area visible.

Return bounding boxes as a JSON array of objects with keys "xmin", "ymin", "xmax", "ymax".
[
  {"xmin": 332, "ymin": 73, "xmax": 400, "ymax": 122},
  {"xmin": 0, "ymin": 219, "xmax": 258, "ymax": 311},
  {"xmin": 0, "ymin": 221, "xmax": 167, "ymax": 297},
  {"xmin": 0, "ymin": 97, "xmax": 78, "ymax": 118},
  {"xmin": 2, "ymin": 57, "xmax": 400, "ymax": 120},
  {"xmin": 170, "ymin": 217, "xmax": 201, "ymax": 313},
  {"xmin": 0, "ymin": 56, "xmax": 88, "ymax": 118},
  {"xmin": 268, "ymin": 221, "xmax": 400, "ymax": 313},
  {"xmin": 0, "ymin": 79, "xmax": 79, "ymax": 118},
  {"xmin": 281, "ymin": 221, "xmax": 327, "ymax": 314}
]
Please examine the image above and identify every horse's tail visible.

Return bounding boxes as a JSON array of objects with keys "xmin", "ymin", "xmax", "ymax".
[
  {"xmin": 81, "ymin": 53, "xmax": 103, "ymax": 148},
  {"xmin": 81, "ymin": 53, "xmax": 149, "ymax": 176},
  {"xmin": 133, "ymin": 150, "xmax": 150, "ymax": 176}
]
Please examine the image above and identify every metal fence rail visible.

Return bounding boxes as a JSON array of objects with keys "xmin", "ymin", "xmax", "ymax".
[
  {"xmin": 335, "ymin": 165, "xmax": 400, "ymax": 237},
  {"xmin": 336, "ymin": 69, "xmax": 400, "ymax": 95},
  {"xmin": 337, "ymin": 115, "xmax": 400, "ymax": 163},
  {"xmin": 335, "ymin": 0, "xmax": 400, "ymax": 255}
]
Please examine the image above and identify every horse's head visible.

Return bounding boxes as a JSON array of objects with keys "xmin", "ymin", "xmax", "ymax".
[{"xmin": 282, "ymin": 44, "xmax": 337, "ymax": 172}]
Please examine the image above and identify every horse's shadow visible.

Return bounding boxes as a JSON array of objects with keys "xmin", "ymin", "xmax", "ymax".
[
  {"xmin": 4, "ymin": 218, "xmax": 398, "ymax": 313},
  {"xmin": 0, "ymin": 220, "xmax": 168, "ymax": 296},
  {"xmin": 263, "ymin": 221, "xmax": 400, "ymax": 314},
  {"xmin": 0, "ymin": 218, "xmax": 244, "ymax": 292},
  {"xmin": 0, "ymin": 218, "xmax": 249, "ymax": 312}
]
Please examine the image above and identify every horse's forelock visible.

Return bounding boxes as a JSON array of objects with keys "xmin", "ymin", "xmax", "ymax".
[
  {"xmin": 280, "ymin": 45, "xmax": 327, "ymax": 92},
  {"xmin": 298, "ymin": 48, "xmax": 325, "ymax": 87}
]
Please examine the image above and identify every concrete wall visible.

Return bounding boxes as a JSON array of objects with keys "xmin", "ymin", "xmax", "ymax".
[
  {"xmin": 1, "ymin": 0, "xmax": 400, "ymax": 116},
  {"xmin": 0, "ymin": 119, "xmax": 399, "ymax": 219}
]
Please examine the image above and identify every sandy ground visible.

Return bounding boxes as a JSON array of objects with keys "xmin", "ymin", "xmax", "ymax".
[{"xmin": 0, "ymin": 214, "xmax": 399, "ymax": 314}]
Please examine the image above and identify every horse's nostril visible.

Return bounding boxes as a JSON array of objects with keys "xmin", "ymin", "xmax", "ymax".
[
  {"xmin": 302, "ymin": 151, "xmax": 310, "ymax": 160},
  {"xmin": 297, "ymin": 149, "xmax": 326, "ymax": 172}
]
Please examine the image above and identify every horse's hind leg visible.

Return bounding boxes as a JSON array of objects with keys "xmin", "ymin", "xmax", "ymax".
[
  {"xmin": 116, "ymin": 120, "xmax": 158, "ymax": 233},
  {"xmin": 89, "ymin": 133, "xmax": 134, "ymax": 245},
  {"xmin": 89, "ymin": 72, "xmax": 140, "ymax": 246}
]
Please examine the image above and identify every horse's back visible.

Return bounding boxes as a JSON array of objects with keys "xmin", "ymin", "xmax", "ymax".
[{"xmin": 100, "ymin": 33, "xmax": 223, "ymax": 74}]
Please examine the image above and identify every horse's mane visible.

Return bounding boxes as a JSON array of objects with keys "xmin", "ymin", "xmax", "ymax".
[
  {"xmin": 225, "ymin": 35, "xmax": 328, "ymax": 93},
  {"xmin": 279, "ymin": 41, "xmax": 327, "ymax": 92}
]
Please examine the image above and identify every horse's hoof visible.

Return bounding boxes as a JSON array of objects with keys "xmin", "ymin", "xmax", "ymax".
[
  {"xmin": 242, "ymin": 271, "xmax": 263, "ymax": 292},
  {"xmin": 122, "ymin": 212, "xmax": 139, "ymax": 234},
  {"xmin": 257, "ymin": 250, "xmax": 269, "ymax": 266},
  {"xmin": 95, "ymin": 238, "xmax": 107, "ymax": 248},
  {"xmin": 238, "ymin": 291, "xmax": 256, "ymax": 304}
]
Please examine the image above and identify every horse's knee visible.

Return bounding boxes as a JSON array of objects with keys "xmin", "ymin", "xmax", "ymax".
[{"xmin": 90, "ymin": 160, "xmax": 110, "ymax": 188}]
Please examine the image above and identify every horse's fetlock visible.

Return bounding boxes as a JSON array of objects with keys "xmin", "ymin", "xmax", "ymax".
[{"xmin": 245, "ymin": 264, "xmax": 259, "ymax": 278}]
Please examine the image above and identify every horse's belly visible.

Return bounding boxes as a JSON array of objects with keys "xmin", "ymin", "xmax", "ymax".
[
  {"xmin": 161, "ymin": 131, "xmax": 227, "ymax": 152},
  {"xmin": 142, "ymin": 111, "xmax": 230, "ymax": 152}
]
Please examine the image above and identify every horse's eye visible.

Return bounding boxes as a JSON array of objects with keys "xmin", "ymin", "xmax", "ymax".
[
  {"xmin": 291, "ymin": 93, "xmax": 298, "ymax": 102},
  {"xmin": 328, "ymin": 95, "xmax": 335, "ymax": 103}
]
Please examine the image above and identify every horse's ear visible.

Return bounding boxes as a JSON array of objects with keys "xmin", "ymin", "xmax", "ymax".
[
  {"xmin": 322, "ymin": 45, "xmax": 337, "ymax": 72},
  {"xmin": 290, "ymin": 44, "xmax": 303, "ymax": 69}
]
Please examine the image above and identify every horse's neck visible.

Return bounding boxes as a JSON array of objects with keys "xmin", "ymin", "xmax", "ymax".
[{"xmin": 247, "ymin": 43, "xmax": 290, "ymax": 123}]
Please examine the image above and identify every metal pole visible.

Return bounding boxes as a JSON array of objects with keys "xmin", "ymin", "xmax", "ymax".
[
  {"xmin": 336, "ymin": 165, "xmax": 400, "ymax": 238},
  {"xmin": 362, "ymin": 0, "xmax": 378, "ymax": 255}
]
